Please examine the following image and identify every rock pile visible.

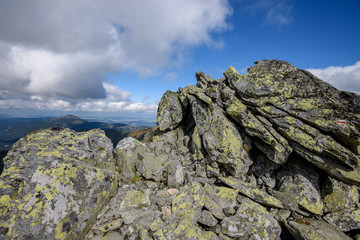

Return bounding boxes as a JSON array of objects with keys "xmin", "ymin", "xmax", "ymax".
[{"xmin": 1, "ymin": 60, "xmax": 360, "ymax": 239}]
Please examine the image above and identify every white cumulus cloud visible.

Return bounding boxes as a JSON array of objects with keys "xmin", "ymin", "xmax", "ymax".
[
  {"xmin": 0, "ymin": 83, "xmax": 156, "ymax": 112},
  {"xmin": 0, "ymin": 0, "xmax": 232, "ymax": 112},
  {"xmin": 307, "ymin": 61, "xmax": 360, "ymax": 95}
]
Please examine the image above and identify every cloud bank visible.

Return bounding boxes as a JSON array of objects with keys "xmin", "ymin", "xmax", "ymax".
[
  {"xmin": 0, "ymin": 0, "xmax": 232, "ymax": 112},
  {"xmin": 307, "ymin": 61, "xmax": 360, "ymax": 95}
]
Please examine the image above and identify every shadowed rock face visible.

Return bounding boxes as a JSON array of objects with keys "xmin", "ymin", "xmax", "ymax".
[{"xmin": 1, "ymin": 60, "xmax": 360, "ymax": 239}]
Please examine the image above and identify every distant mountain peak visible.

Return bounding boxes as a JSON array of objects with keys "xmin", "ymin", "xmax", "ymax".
[{"xmin": 63, "ymin": 114, "xmax": 81, "ymax": 119}]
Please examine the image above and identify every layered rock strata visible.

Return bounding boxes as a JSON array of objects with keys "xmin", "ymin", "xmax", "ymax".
[{"xmin": 1, "ymin": 60, "xmax": 360, "ymax": 239}]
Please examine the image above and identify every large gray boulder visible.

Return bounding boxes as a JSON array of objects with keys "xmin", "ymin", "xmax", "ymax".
[{"xmin": 0, "ymin": 128, "xmax": 118, "ymax": 239}]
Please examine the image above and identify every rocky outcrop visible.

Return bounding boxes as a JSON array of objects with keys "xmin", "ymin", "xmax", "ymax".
[
  {"xmin": 0, "ymin": 128, "xmax": 118, "ymax": 239},
  {"xmin": 1, "ymin": 60, "xmax": 360, "ymax": 239}
]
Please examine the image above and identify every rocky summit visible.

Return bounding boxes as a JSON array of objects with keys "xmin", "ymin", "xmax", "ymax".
[{"xmin": 1, "ymin": 60, "xmax": 360, "ymax": 240}]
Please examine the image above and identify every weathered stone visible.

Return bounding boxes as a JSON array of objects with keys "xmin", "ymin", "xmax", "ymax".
[
  {"xmin": 203, "ymin": 231, "xmax": 220, "ymax": 240},
  {"xmin": 286, "ymin": 218, "xmax": 352, "ymax": 240},
  {"xmin": 157, "ymin": 90, "xmax": 183, "ymax": 132},
  {"xmin": 120, "ymin": 190, "xmax": 150, "ymax": 211},
  {"xmin": 221, "ymin": 197, "xmax": 281, "ymax": 239},
  {"xmin": 114, "ymin": 137, "xmax": 148, "ymax": 180},
  {"xmin": 202, "ymin": 107, "xmax": 252, "ymax": 177},
  {"xmin": 223, "ymin": 207, "xmax": 236, "ymax": 217},
  {"xmin": 198, "ymin": 210, "xmax": 218, "ymax": 227},
  {"xmin": 272, "ymin": 191, "xmax": 301, "ymax": 213},
  {"xmin": 223, "ymin": 66, "xmax": 242, "ymax": 90},
  {"xmin": 121, "ymin": 209, "xmax": 144, "ymax": 225},
  {"xmin": 204, "ymin": 184, "xmax": 238, "ymax": 210},
  {"xmin": 224, "ymin": 60, "xmax": 360, "ymax": 177},
  {"xmin": 251, "ymin": 155, "xmax": 279, "ymax": 190},
  {"xmin": 136, "ymin": 152, "xmax": 166, "ymax": 182},
  {"xmin": 190, "ymin": 126, "xmax": 205, "ymax": 161},
  {"xmin": 180, "ymin": 84, "xmax": 212, "ymax": 107},
  {"xmin": 322, "ymin": 177, "xmax": 359, "ymax": 212},
  {"xmin": 167, "ymin": 188, "xmax": 179, "ymax": 195},
  {"xmin": 206, "ymin": 162, "xmax": 220, "ymax": 178},
  {"xmin": 275, "ymin": 209, "xmax": 291, "ymax": 222},
  {"xmin": 203, "ymin": 194, "xmax": 226, "ymax": 220},
  {"xmin": 102, "ymin": 231, "xmax": 124, "ymax": 240},
  {"xmin": 167, "ymin": 158, "xmax": 184, "ymax": 187},
  {"xmin": 152, "ymin": 127, "xmax": 188, "ymax": 154},
  {"xmin": 273, "ymin": 116, "xmax": 359, "ymax": 170},
  {"xmin": 0, "ymin": 128, "xmax": 118, "ymax": 240},
  {"xmin": 219, "ymin": 176, "xmax": 283, "ymax": 208},
  {"xmin": 323, "ymin": 208, "xmax": 360, "ymax": 232},
  {"xmin": 152, "ymin": 190, "xmax": 172, "ymax": 206},
  {"xmin": 171, "ymin": 183, "xmax": 204, "ymax": 223},
  {"xmin": 139, "ymin": 229, "xmax": 152, "ymax": 240},
  {"xmin": 222, "ymin": 86, "xmax": 292, "ymax": 164},
  {"xmin": 91, "ymin": 219, "xmax": 123, "ymax": 234},
  {"xmin": 174, "ymin": 218, "xmax": 207, "ymax": 240},
  {"xmin": 161, "ymin": 205, "xmax": 172, "ymax": 218},
  {"xmin": 277, "ymin": 158, "xmax": 324, "ymax": 215},
  {"xmin": 293, "ymin": 143, "xmax": 360, "ymax": 186},
  {"xmin": 196, "ymin": 71, "xmax": 213, "ymax": 90},
  {"xmin": 186, "ymin": 93, "xmax": 212, "ymax": 136},
  {"xmin": 133, "ymin": 209, "xmax": 161, "ymax": 230}
]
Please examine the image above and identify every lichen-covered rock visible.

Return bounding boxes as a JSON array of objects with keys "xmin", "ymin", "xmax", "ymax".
[
  {"xmin": 221, "ymin": 197, "xmax": 281, "ymax": 239},
  {"xmin": 202, "ymin": 107, "xmax": 252, "ymax": 177},
  {"xmin": 190, "ymin": 126, "xmax": 205, "ymax": 161},
  {"xmin": 119, "ymin": 190, "xmax": 150, "ymax": 211},
  {"xmin": 171, "ymin": 182, "xmax": 204, "ymax": 223},
  {"xmin": 198, "ymin": 210, "xmax": 218, "ymax": 227},
  {"xmin": 273, "ymin": 115, "xmax": 359, "ymax": 170},
  {"xmin": 285, "ymin": 218, "xmax": 352, "ymax": 240},
  {"xmin": 0, "ymin": 128, "xmax": 118, "ymax": 239},
  {"xmin": 204, "ymin": 184, "xmax": 238, "ymax": 210},
  {"xmin": 219, "ymin": 176, "xmax": 283, "ymax": 208},
  {"xmin": 167, "ymin": 158, "xmax": 184, "ymax": 187},
  {"xmin": 179, "ymin": 86, "xmax": 212, "ymax": 135},
  {"xmin": 114, "ymin": 137, "xmax": 148, "ymax": 180},
  {"xmin": 323, "ymin": 208, "xmax": 360, "ymax": 232},
  {"xmin": 136, "ymin": 152, "xmax": 166, "ymax": 182},
  {"xmin": 322, "ymin": 177, "xmax": 359, "ymax": 212},
  {"xmin": 222, "ymin": 86, "xmax": 292, "ymax": 164},
  {"xmin": 203, "ymin": 194, "xmax": 226, "ymax": 220},
  {"xmin": 277, "ymin": 158, "xmax": 324, "ymax": 215},
  {"xmin": 226, "ymin": 60, "xmax": 360, "ymax": 182},
  {"xmin": 157, "ymin": 90, "xmax": 183, "ymax": 132},
  {"xmin": 151, "ymin": 126, "xmax": 189, "ymax": 154}
]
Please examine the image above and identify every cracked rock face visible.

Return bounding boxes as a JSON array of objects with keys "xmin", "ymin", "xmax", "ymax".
[{"xmin": 1, "ymin": 60, "xmax": 360, "ymax": 240}]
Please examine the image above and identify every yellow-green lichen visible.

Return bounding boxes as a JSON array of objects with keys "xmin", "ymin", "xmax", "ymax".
[
  {"xmin": 205, "ymin": 184, "xmax": 238, "ymax": 209},
  {"xmin": 0, "ymin": 195, "xmax": 11, "ymax": 207}
]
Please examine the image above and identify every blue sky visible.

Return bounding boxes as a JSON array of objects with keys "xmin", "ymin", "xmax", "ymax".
[{"xmin": 0, "ymin": 0, "xmax": 359, "ymax": 123}]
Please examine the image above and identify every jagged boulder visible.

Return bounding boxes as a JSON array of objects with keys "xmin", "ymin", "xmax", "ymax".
[
  {"xmin": 157, "ymin": 90, "xmax": 183, "ymax": 132},
  {"xmin": 0, "ymin": 128, "xmax": 118, "ymax": 239}
]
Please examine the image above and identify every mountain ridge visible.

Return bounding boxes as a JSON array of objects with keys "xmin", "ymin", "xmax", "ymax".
[{"xmin": 0, "ymin": 114, "xmax": 152, "ymax": 151}]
